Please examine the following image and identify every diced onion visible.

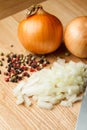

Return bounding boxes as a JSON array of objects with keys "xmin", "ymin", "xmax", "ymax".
[{"xmin": 13, "ymin": 58, "xmax": 87, "ymax": 109}]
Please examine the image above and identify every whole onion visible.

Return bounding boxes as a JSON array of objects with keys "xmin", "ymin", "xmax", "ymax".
[
  {"xmin": 64, "ymin": 16, "xmax": 87, "ymax": 58},
  {"xmin": 18, "ymin": 5, "xmax": 63, "ymax": 54}
]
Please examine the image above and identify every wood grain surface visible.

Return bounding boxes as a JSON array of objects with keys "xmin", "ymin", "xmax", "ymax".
[
  {"xmin": 0, "ymin": 0, "xmax": 87, "ymax": 130},
  {"xmin": 0, "ymin": 0, "xmax": 46, "ymax": 19}
]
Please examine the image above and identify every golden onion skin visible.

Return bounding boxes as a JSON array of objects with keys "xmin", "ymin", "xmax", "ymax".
[
  {"xmin": 18, "ymin": 6, "xmax": 63, "ymax": 54},
  {"xmin": 64, "ymin": 16, "xmax": 87, "ymax": 58}
]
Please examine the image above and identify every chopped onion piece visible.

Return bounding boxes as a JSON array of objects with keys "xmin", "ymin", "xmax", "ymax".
[
  {"xmin": 13, "ymin": 58, "xmax": 87, "ymax": 109},
  {"xmin": 37, "ymin": 100, "xmax": 53, "ymax": 109}
]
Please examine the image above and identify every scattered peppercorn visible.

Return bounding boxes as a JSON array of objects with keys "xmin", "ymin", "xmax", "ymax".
[
  {"xmin": 4, "ymin": 78, "xmax": 9, "ymax": 82},
  {"xmin": 10, "ymin": 44, "xmax": 14, "ymax": 47},
  {"xmin": 9, "ymin": 75, "xmax": 18, "ymax": 82},
  {"xmin": 0, "ymin": 60, "xmax": 3, "ymax": 66},
  {"xmin": 4, "ymin": 53, "xmax": 50, "ymax": 83},
  {"xmin": 65, "ymin": 52, "xmax": 70, "ymax": 56},
  {"xmin": 4, "ymin": 72, "xmax": 9, "ymax": 76},
  {"xmin": 0, "ymin": 52, "xmax": 4, "ymax": 56},
  {"xmin": 22, "ymin": 72, "xmax": 30, "ymax": 77},
  {"xmin": 1, "ymin": 58, "xmax": 5, "ymax": 61}
]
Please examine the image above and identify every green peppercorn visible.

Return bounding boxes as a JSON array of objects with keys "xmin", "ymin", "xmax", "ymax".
[
  {"xmin": 0, "ymin": 60, "xmax": 3, "ymax": 66},
  {"xmin": 10, "ymin": 75, "xmax": 17, "ymax": 82}
]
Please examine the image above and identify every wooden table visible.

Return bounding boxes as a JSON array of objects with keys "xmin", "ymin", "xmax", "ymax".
[
  {"xmin": 0, "ymin": 0, "xmax": 46, "ymax": 19},
  {"xmin": 0, "ymin": 0, "xmax": 87, "ymax": 130}
]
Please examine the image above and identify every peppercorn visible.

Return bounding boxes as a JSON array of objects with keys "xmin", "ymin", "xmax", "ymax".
[
  {"xmin": 29, "ymin": 68, "xmax": 36, "ymax": 72},
  {"xmin": 31, "ymin": 62, "xmax": 37, "ymax": 68},
  {"xmin": 0, "ymin": 70, "xmax": 1, "ymax": 74},
  {"xmin": 10, "ymin": 75, "xmax": 18, "ymax": 82},
  {"xmin": 42, "ymin": 64, "xmax": 47, "ymax": 67},
  {"xmin": 4, "ymin": 78, "xmax": 9, "ymax": 82},
  {"xmin": 19, "ymin": 54, "xmax": 24, "ymax": 60},
  {"xmin": 4, "ymin": 72, "xmax": 9, "ymax": 76},
  {"xmin": 18, "ymin": 76, "xmax": 22, "ymax": 81},
  {"xmin": 0, "ymin": 60, "xmax": 3, "ymax": 66},
  {"xmin": 10, "ymin": 44, "xmax": 14, "ymax": 47},
  {"xmin": 7, "ymin": 57, "xmax": 11, "ymax": 63},
  {"xmin": 7, "ymin": 66, "xmax": 11, "ymax": 72},
  {"xmin": 1, "ymin": 58, "xmax": 5, "ymax": 61},
  {"xmin": 46, "ymin": 60, "xmax": 50, "ymax": 64},
  {"xmin": 12, "ymin": 54, "xmax": 17, "ymax": 58},
  {"xmin": 0, "ymin": 52, "xmax": 4, "ymax": 56},
  {"xmin": 36, "ymin": 66, "xmax": 42, "ymax": 71},
  {"xmin": 26, "ymin": 74, "xmax": 30, "ymax": 77},
  {"xmin": 21, "ymin": 66, "xmax": 28, "ymax": 71},
  {"xmin": 28, "ymin": 60, "xmax": 32, "ymax": 66},
  {"xmin": 39, "ymin": 58, "xmax": 44, "ymax": 64},
  {"xmin": 22, "ymin": 72, "xmax": 30, "ymax": 77}
]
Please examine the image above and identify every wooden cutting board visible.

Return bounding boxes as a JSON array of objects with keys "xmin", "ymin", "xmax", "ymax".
[{"xmin": 0, "ymin": 0, "xmax": 87, "ymax": 130}]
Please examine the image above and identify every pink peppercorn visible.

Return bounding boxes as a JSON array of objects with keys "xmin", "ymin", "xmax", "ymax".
[
  {"xmin": 4, "ymin": 78, "xmax": 9, "ymax": 82},
  {"xmin": 29, "ymin": 68, "xmax": 36, "ymax": 72}
]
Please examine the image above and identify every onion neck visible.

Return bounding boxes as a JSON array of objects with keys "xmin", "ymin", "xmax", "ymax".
[{"xmin": 26, "ymin": 5, "xmax": 45, "ymax": 17}]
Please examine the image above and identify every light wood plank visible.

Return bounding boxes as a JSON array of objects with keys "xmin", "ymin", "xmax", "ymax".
[
  {"xmin": 0, "ymin": 0, "xmax": 46, "ymax": 19},
  {"xmin": 0, "ymin": 0, "xmax": 87, "ymax": 130}
]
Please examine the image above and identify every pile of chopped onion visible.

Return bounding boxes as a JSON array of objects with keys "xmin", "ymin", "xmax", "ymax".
[{"xmin": 13, "ymin": 58, "xmax": 87, "ymax": 109}]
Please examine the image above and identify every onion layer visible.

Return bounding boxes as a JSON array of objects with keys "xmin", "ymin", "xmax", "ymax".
[
  {"xmin": 64, "ymin": 16, "xmax": 87, "ymax": 58},
  {"xmin": 18, "ymin": 5, "xmax": 63, "ymax": 54}
]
